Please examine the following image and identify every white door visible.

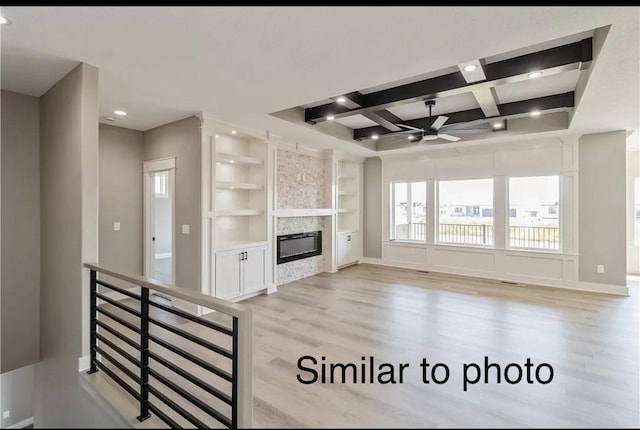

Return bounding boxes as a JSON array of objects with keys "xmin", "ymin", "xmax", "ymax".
[
  {"xmin": 143, "ymin": 158, "xmax": 176, "ymax": 287},
  {"xmin": 243, "ymin": 246, "xmax": 266, "ymax": 294},
  {"xmin": 215, "ymin": 250, "xmax": 242, "ymax": 300}
]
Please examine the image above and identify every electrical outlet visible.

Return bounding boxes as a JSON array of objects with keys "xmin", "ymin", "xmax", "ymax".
[
  {"xmin": 597, "ymin": 265, "xmax": 605, "ymax": 273},
  {"xmin": 182, "ymin": 224, "xmax": 190, "ymax": 235},
  {"xmin": 113, "ymin": 221, "xmax": 121, "ymax": 231},
  {"xmin": 3, "ymin": 410, "xmax": 10, "ymax": 419}
]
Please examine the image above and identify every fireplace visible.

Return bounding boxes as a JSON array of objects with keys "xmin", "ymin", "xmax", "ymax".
[{"xmin": 277, "ymin": 231, "xmax": 322, "ymax": 264}]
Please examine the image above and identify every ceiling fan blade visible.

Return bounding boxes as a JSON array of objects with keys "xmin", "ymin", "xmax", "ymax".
[
  {"xmin": 429, "ymin": 116, "xmax": 449, "ymax": 131},
  {"xmin": 422, "ymin": 135, "xmax": 438, "ymax": 141},
  {"xmin": 438, "ymin": 133, "xmax": 461, "ymax": 142},
  {"xmin": 396, "ymin": 124, "xmax": 424, "ymax": 131}
]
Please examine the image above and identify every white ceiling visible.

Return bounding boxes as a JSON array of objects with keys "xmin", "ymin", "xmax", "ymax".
[
  {"xmin": 334, "ymin": 114, "xmax": 378, "ymax": 129},
  {"xmin": 1, "ymin": 6, "xmax": 638, "ymax": 156},
  {"xmin": 388, "ymin": 92, "xmax": 480, "ymax": 121},
  {"xmin": 493, "ymin": 69, "xmax": 581, "ymax": 105}
]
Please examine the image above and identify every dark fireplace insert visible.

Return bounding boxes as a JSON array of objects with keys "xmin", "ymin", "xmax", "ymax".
[{"xmin": 277, "ymin": 231, "xmax": 322, "ymax": 264}]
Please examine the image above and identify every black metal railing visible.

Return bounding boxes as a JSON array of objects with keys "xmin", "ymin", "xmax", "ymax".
[
  {"xmin": 509, "ymin": 225, "xmax": 559, "ymax": 249},
  {"xmin": 85, "ymin": 263, "xmax": 252, "ymax": 428},
  {"xmin": 439, "ymin": 223, "xmax": 494, "ymax": 245}
]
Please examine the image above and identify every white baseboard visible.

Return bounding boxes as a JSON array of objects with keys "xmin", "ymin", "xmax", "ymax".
[
  {"xmin": 7, "ymin": 417, "xmax": 34, "ymax": 429},
  {"xmin": 359, "ymin": 258, "xmax": 629, "ymax": 296},
  {"xmin": 78, "ymin": 355, "xmax": 91, "ymax": 372},
  {"xmin": 155, "ymin": 252, "xmax": 172, "ymax": 259},
  {"xmin": 267, "ymin": 284, "xmax": 278, "ymax": 294}
]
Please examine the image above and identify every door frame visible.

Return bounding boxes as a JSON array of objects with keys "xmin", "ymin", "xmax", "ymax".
[{"xmin": 143, "ymin": 157, "xmax": 176, "ymax": 285}]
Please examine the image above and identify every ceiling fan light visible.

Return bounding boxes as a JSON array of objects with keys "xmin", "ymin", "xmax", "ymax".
[
  {"xmin": 493, "ymin": 122, "xmax": 503, "ymax": 129},
  {"xmin": 408, "ymin": 135, "xmax": 416, "ymax": 141}
]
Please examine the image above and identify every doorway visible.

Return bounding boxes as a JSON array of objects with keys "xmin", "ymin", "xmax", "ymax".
[{"xmin": 143, "ymin": 158, "xmax": 176, "ymax": 285}]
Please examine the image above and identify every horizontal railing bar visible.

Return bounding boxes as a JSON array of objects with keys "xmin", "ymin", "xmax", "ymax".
[
  {"xmin": 149, "ymin": 351, "xmax": 232, "ymax": 405},
  {"xmin": 149, "ymin": 300, "xmax": 233, "ymax": 336},
  {"xmin": 149, "ymin": 385, "xmax": 208, "ymax": 429},
  {"xmin": 95, "ymin": 345, "xmax": 141, "ymax": 385},
  {"xmin": 95, "ymin": 360, "xmax": 140, "ymax": 401},
  {"xmin": 149, "ymin": 334, "xmax": 233, "ymax": 382},
  {"xmin": 95, "ymin": 279, "xmax": 141, "ymax": 300},
  {"xmin": 149, "ymin": 317, "xmax": 233, "ymax": 359},
  {"xmin": 96, "ymin": 320, "xmax": 140, "ymax": 351},
  {"xmin": 84, "ymin": 262, "xmax": 251, "ymax": 319},
  {"xmin": 96, "ymin": 333, "xmax": 141, "ymax": 367},
  {"xmin": 97, "ymin": 307, "xmax": 140, "ymax": 334},
  {"xmin": 149, "ymin": 369, "xmax": 232, "ymax": 428},
  {"xmin": 97, "ymin": 292, "xmax": 142, "ymax": 318},
  {"xmin": 148, "ymin": 402, "xmax": 183, "ymax": 429}
]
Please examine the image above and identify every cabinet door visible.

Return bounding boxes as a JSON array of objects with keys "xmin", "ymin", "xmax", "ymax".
[
  {"xmin": 215, "ymin": 250, "xmax": 242, "ymax": 300},
  {"xmin": 243, "ymin": 246, "xmax": 266, "ymax": 294},
  {"xmin": 348, "ymin": 232, "xmax": 360, "ymax": 263},
  {"xmin": 337, "ymin": 233, "xmax": 349, "ymax": 267}
]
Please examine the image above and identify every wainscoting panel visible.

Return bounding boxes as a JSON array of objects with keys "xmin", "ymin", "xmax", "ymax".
[
  {"xmin": 383, "ymin": 242, "xmax": 427, "ymax": 269},
  {"xmin": 502, "ymin": 252, "xmax": 564, "ymax": 281},
  {"xmin": 430, "ymin": 246, "xmax": 495, "ymax": 276}
]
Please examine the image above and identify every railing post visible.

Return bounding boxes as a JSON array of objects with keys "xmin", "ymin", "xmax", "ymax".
[
  {"xmin": 138, "ymin": 288, "xmax": 151, "ymax": 422},
  {"xmin": 234, "ymin": 311, "xmax": 253, "ymax": 428},
  {"xmin": 482, "ymin": 224, "xmax": 486, "ymax": 244},
  {"xmin": 87, "ymin": 269, "xmax": 98, "ymax": 374}
]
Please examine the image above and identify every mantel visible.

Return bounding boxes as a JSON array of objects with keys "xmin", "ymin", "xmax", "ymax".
[{"xmin": 274, "ymin": 208, "xmax": 333, "ymax": 218}]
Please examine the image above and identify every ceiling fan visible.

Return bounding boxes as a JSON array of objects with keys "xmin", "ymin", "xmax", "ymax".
[{"xmin": 393, "ymin": 100, "xmax": 490, "ymax": 143}]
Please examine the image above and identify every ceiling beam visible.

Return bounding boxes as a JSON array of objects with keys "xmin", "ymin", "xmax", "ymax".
[
  {"xmin": 305, "ymin": 38, "xmax": 591, "ymax": 124},
  {"xmin": 472, "ymin": 87, "xmax": 500, "ymax": 117},
  {"xmin": 335, "ymin": 92, "xmax": 402, "ymax": 131},
  {"xmin": 353, "ymin": 92, "xmax": 575, "ymax": 140}
]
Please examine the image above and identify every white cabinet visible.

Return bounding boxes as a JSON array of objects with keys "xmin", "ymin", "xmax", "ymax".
[
  {"xmin": 215, "ymin": 245, "xmax": 267, "ymax": 300},
  {"xmin": 337, "ymin": 231, "xmax": 359, "ymax": 267}
]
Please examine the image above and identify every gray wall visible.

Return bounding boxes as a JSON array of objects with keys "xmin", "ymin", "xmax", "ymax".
[
  {"xmin": 1, "ymin": 90, "xmax": 41, "ymax": 372},
  {"xmin": 579, "ymin": 131, "xmax": 627, "ymax": 286},
  {"xmin": 1, "ymin": 365, "xmax": 35, "ymax": 428},
  {"xmin": 36, "ymin": 63, "xmax": 119, "ymax": 427},
  {"xmin": 98, "ymin": 124, "xmax": 144, "ymax": 277},
  {"xmin": 363, "ymin": 157, "xmax": 382, "ymax": 259},
  {"xmin": 144, "ymin": 116, "xmax": 201, "ymax": 291}
]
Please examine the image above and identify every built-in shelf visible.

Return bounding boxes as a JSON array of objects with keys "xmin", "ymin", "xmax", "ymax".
[
  {"xmin": 216, "ymin": 240, "xmax": 268, "ymax": 252},
  {"xmin": 337, "ymin": 208, "xmax": 356, "ymax": 213},
  {"xmin": 274, "ymin": 208, "xmax": 333, "ymax": 217},
  {"xmin": 338, "ymin": 191, "xmax": 356, "ymax": 196},
  {"xmin": 216, "ymin": 181, "xmax": 263, "ymax": 190},
  {"xmin": 216, "ymin": 152, "xmax": 263, "ymax": 166},
  {"xmin": 216, "ymin": 209, "xmax": 264, "ymax": 217}
]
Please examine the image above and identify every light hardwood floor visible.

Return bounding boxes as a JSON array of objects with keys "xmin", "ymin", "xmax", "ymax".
[{"xmin": 94, "ymin": 264, "xmax": 640, "ymax": 428}]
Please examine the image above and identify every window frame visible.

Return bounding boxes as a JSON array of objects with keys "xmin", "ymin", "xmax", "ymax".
[
  {"xmin": 154, "ymin": 171, "xmax": 169, "ymax": 198},
  {"xmin": 436, "ymin": 177, "xmax": 495, "ymax": 248},
  {"xmin": 506, "ymin": 174, "xmax": 562, "ymax": 252},
  {"xmin": 390, "ymin": 180, "xmax": 427, "ymax": 243}
]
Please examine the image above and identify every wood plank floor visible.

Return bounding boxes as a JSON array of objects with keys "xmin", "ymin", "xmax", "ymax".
[{"xmin": 96, "ymin": 264, "xmax": 640, "ymax": 428}]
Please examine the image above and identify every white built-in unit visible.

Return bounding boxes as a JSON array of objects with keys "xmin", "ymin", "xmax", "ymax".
[
  {"xmin": 336, "ymin": 159, "xmax": 362, "ymax": 268},
  {"xmin": 199, "ymin": 121, "xmax": 271, "ymax": 304}
]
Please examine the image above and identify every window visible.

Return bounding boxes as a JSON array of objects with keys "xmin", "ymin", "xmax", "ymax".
[
  {"xmin": 154, "ymin": 171, "xmax": 169, "ymax": 198},
  {"xmin": 391, "ymin": 181, "xmax": 427, "ymax": 241},
  {"xmin": 635, "ymin": 177, "xmax": 640, "ymax": 246},
  {"xmin": 438, "ymin": 179, "xmax": 493, "ymax": 245},
  {"xmin": 508, "ymin": 175, "xmax": 559, "ymax": 250}
]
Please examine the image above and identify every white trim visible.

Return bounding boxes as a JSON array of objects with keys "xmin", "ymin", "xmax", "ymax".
[
  {"xmin": 155, "ymin": 252, "xmax": 172, "ymax": 259},
  {"xmin": 360, "ymin": 257, "xmax": 629, "ymax": 296},
  {"xmin": 274, "ymin": 208, "xmax": 333, "ymax": 217},
  {"xmin": 7, "ymin": 417, "xmax": 34, "ymax": 429},
  {"xmin": 143, "ymin": 156, "xmax": 176, "ymax": 172},
  {"xmin": 78, "ymin": 355, "xmax": 91, "ymax": 372}
]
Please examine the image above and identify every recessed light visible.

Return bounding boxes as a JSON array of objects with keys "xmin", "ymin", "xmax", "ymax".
[
  {"xmin": 493, "ymin": 122, "xmax": 503, "ymax": 129},
  {"xmin": 463, "ymin": 64, "xmax": 477, "ymax": 72},
  {"xmin": 215, "ymin": 134, "xmax": 219, "ymax": 138},
  {"xmin": 231, "ymin": 130, "xmax": 237, "ymax": 134},
  {"xmin": 531, "ymin": 110, "xmax": 541, "ymax": 117},
  {"xmin": 336, "ymin": 96, "xmax": 346, "ymax": 103},
  {"xmin": 408, "ymin": 135, "xmax": 416, "ymax": 141},
  {"xmin": 371, "ymin": 134, "xmax": 379, "ymax": 140},
  {"xmin": 0, "ymin": 15, "xmax": 11, "ymax": 25},
  {"xmin": 104, "ymin": 116, "xmax": 116, "ymax": 122},
  {"xmin": 528, "ymin": 71, "xmax": 542, "ymax": 79},
  {"xmin": 229, "ymin": 160, "xmax": 235, "ymax": 164},
  {"xmin": 113, "ymin": 110, "xmax": 127, "ymax": 116},
  {"xmin": 326, "ymin": 115, "xmax": 335, "ymax": 121}
]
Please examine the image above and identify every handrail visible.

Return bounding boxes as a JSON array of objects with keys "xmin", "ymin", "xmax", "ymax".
[
  {"xmin": 83, "ymin": 262, "xmax": 250, "ymax": 318},
  {"xmin": 83, "ymin": 262, "xmax": 253, "ymax": 428}
]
